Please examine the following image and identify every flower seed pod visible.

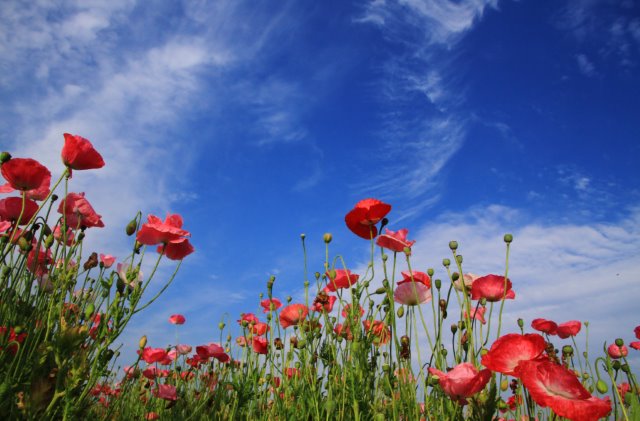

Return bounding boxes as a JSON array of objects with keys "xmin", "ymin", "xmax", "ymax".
[
  {"xmin": 503, "ymin": 233, "xmax": 513, "ymax": 243},
  {"xmin": 449, "ymin": 240, "xmax": 458, "ymax": 250}
]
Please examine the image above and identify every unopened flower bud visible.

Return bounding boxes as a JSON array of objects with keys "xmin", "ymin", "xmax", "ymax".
[
  {"xmin": 44, "ymin": 234, "xmax": 54, "ymax": 249},
  {"xmin": 218, "ymin": 322, "xmax": 225, "ymax": 330},
  {"xmin": 300, "ymin": 233, "xmax": 306, "ymax": 240},
  {"xmin": 51, "ymin": 194, "xmax": 58, "ymax": 201},
  {"xmin": 396, "ymin": 307, "xmax": 404, "ymax": 318},
  {"xmin": 500, "ymin": 379, "xmax": 508, "ymax": 391},
  {"xmin": 517, "ymin": 318, "xmax": 524, "ymax": 328},
  {"xmin": 0, "ymin": 152, "xmax": 11, "ymax": 163},
  {"xmin": 380, "ymin": 217, "xmax": 389, "ymax": 229},
  {"xmin": 427, "ymin": 268, "xmax": 434, "ymax": 277},
  {"xmin": 455, "ymin": 255, "xmax": 463, "ymax": 264},
  {"xmin": 323, "ymin": 233, "xmax": 332, "ymax": 243},
  {"xmin": 434, "ymin": 279, "xmax": 441, "ymax": 289},
  {"xmin": 503, "ymin": 234, "xmax": 513, "ymax": 243},
  {"xmin": 451, "ymin": 324, "xmax": 458, "ymax": 334},
  {"xmin": 449, "ymin": 241, "xmax": 458, "ymax": 251},
  {"xmin": 125, "ymin": 219, "xmax": 137, "ymax": 236},
  {"xmin": 596, "ymin": 380, "xmax": 608, "ymax": 394},
  {"xmin": 615, "ymin": 338, "xmax": 624, "ymax": 347},
  {"xmin": 139, "ymin": 335, "xmax": 147, "ymax": 349},
  {"xmin": 286, "ymin": 296, "xmax": 292, "ymax": 303},
  {"xmin": 612, "ymin": 361, "xmax": 621, "ymax": 371},
  {"xmin": 621, "ymin": 363, "xmax": 630, "ymax": 373},
  {"xmin": 18, "ymin": 237, "xmax": 31, "ymax": 252},
  {"xmin": 562, "ymin": 345, "xmax": 574, "ymax": 356},
  {"xmin": 451, "ymin": 272, "xmax": 459, "ymax": 281}
]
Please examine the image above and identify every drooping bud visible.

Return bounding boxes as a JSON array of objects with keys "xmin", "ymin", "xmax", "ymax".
[
  {"xmin": 18, "ymin": 237, "xmax": 32, "ymax": 252},
  {"xmin": 596, "ymin": 380, "xmax": 608, "ymax": 394},
  {"xmin": 125, "ymin": 219, "xmax": 137, "ymax": 236}
]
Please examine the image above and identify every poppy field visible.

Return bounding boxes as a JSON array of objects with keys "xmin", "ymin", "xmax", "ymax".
[{"xmin": 0, "ymin": 136, "xmax": 639, "ymax": 420}]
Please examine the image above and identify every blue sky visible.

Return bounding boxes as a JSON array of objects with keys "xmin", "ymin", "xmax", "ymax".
[{"xmin": 1, "ymin": 0, "xmax": 639, "ymax": 364}]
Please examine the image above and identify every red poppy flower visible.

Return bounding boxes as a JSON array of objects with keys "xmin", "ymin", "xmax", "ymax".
[
  {"xmin": 607, "ymin": 343, "xmax": 628, "ymax": 359},
  {"xmin": 631, "ymin": 341, "xmax": 640, "ymax": 351},
  {"xmin": 376, "ymin": 228, "xmax": 415, "ymax": 252},
  {"xmin": 251, "ymin": 322, "xmax": 270, "ymax": 336},
  {"xmin": 398, "ymin": 270, "xmax": 431, "ymax": 287},
  {"xmin": 238, "ymin": 313, "xmax": 259, "ymax": 326},
  {"xmin": 61, "ymin": 133, "xmax": 105, "ymax": 171},
  {"xmin": 260, "ymin": 298, "xmax": 283, "ymax": 313},
  {"xmin": 363, "ymin": 320, "xmax": 391, "ymax": 346},
  {"xmin": 27, "ymin": 247, "xmax": 52, "ymax": 276},
  {"xmin": 334, "ymin": 323, "xmax": 353, "ymax": 340},
  {"xmin": 0, "ymin": 221, "xmax": 10, "ymax": 233},
  {"xmin": 394, "ymin": 282, "xmax": 432, "ymax": 306},
  {"xmin": 531, "ymin": 318, "xmax": 558, "ymax": 336},
  {"xmin": 470, "ymin": 274, "xmax": 515, "ymax": 302},
  {"xmin": 428, "ymin": 363, "xmax": 492, "ymax": 405},
  {"xmin": 137, "ymin": 214, "xmax": 190, "ymax": 245},
  {"xmin": 481, "ymin": 333, "xmax": 547, "ymax": 376},
  {"xmin": 58, "ymin": 192, "xmax": 104, "ymax": 228},
  {"xmin": 311, "ymin": 294, "xmax": 337, "ymax": 313},
  {"xmin": 153, "ymin": 384, "xmax": 177, "ymax": 401},
  {"xmin": 252, "ymin": 336, "xmax": 268, "ymax": 354},
  {"xmin": 634, "ymin": 325, "xmax": 640, "ymax": 340},
  {"xmin": 341, "ymin": 304, "xmax": 365, "ymax": 319},
  {"xmin": 345, "ymin": 198, "xmax": 391, "ymax": 239},
  {"xmin": 158, "ymin": 237, "xmax": 194, "ymax": 260},
  {"xmin": 515, "ymin": 360, "xmax": 611, "ymax": 421},
  {"xmin": 53, "ymin": 224, "xmax": 75, "ymax": 246},
  {"xmin": 0, "ymin": 158, "xmax": 51, "ymax": 193},
  {"xmin": 195, "ymin": 343, "xmax": 230, "ymax": 363},
  {"xmin": 140, "ymin": 347, "xmax": 168, "ymax": 364},
  {"xmin": 146, "ymin": 412, "xmax": 160, "ymax": 420},
  {"xmin": 169, "ymin": 314, "xmax": 186, "ymax": 325},
  {"xmin": 0, "ymin": 197, "xmax": 39, "ymax": 225},
  {"xmin": 99, "ymin": 253, "xmax": 116, "ymax": 268},
  {"xmin": 324, "ymin": 269, "xmax": 360, "ymax": 293},
  {"xmin": 556, "ymin": 321, "xmax": 581, "ymax": 339},
  {"xmin": 279, "ymin": 304, "xmax": 308, "ymax": 328}
]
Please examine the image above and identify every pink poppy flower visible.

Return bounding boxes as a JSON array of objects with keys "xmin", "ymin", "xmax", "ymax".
[
  {"xmin": 481, "ymin": 333, "xmax": 547, "ymax": 376},
  {"xmin": 428, "ymin": 363, "xmax": 492, "ymax": 405},
  {"xmin": 0, "ymin": 157, "xmax": 51, "ymax": 193},
  {"xmin": 169, "ymin": 314, "xmax": 186, "ymax": 325},
  {"xmin": 531, "ymin": 318, "xmax": 558, "ymax": 336},
  {"xmin": 279, "ymin": 304, "xmax": 308, "ymax": 328},
  {"xmin": 607, "ymin": 343, "xmax": 628, "ymax": 359},
  {"xmin": 515, "ymin": 360, "xmax": 611, "ymax": 421},
  {"xmin": 236, "ymin": 336, "xmax": 248, "ymax": 347},
  {"xmin": 394, "ymin": 282, "xmax": 432, "ymax": 306},
  {"xmin": 556, "ymin": 321, "xmax": 581, "ymax": 339},
  {"xmin": 61, "ymin": 133, "xmax": 105, "ymax": 172},
  {"xmin": 376, "ymin": 228, "xmax": 415, "ymax": 252},
  {"xmin": 324, "ymin": 269, "xmax": 359, "ymax": 292},
  {"xmin": 398, "ymin": 270, "xmax": 431, "ymax": 287},
  {"xmin": 454, "ymin": 273, "xmax": 479, "ymax": 292},
  {"xmin": 99, "ymin": 253, "xmax": 116, "ymax": 268},
  {"xmin": 252, "ymin": 336, "xmax": 268, "ymax": 354},
  {"xmin": 470, "ymin": 274, "xmax": 515, "ymax": 302},
  {"xmin": 175, "ymin": 344, "xmax": 192, "ymax": 355},
  {"xmin": 0, "ymin": 220, "xmax": 10, "ymax": 233},
  {"xmin": 260, "ymin": 298, "xmax": 283, "ymax": 313},
  {"xmin": 58, "ymin": 192, "xmax": 104, "ymax": 228},
  {"xmin": 345, "ymin": 198, "xmax": 391, "ymax": 239},
  {"xmin": 159, "ymin": 237, "xmax": 194, "ymax": 260},
  {"xmin": 464, "ymin": 306, "xmax": 486, "ymax": 325},
  {"xmin": 0, "ymin": 197, "xmax": 39, "ymax": 225},
  {"xmin": 53, "ymin": 224, "xmax": 75, "ymax": 246},
  {"xmin": 153, "ymin": 384, "xmax": 177, "ymax": 401},
  {"xmin": 117, "ymin": 263, "xmax": 143, "ymax": 289}
]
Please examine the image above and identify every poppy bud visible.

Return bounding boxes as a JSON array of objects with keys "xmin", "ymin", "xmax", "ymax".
[
  {"xmin": 382, "ymin": 279, "xmax": 389, "ymax": 288},
  {"xmin": 596, "ymin": 380, "xmax": 608, "ymax": 394},
  {"xmin": 621, "ymin": 363, "xmax": 630, "ymax": 373},
  {"xmin": 139, "ymin": 335, "xmax": 147, "ymax": 349},
  {"xmin": 562, "ymin": 345, "xmax": 574, "ymax": 356},
  {"xmin": 455, "ymin": 255, "xmax": 463, "ymax": 264},
  {"xmin": 615, "ymin": 338, "xmax": 624, "ymax": 347},
  {"xmin": 427, "ymin": 268, "xmax": 434, "ymax": 277},
  {"xmin": 218, "ymin": 322, "xmax": 225, "ymax": 330},
  {"xmin": 84, "ymin": 303, "xmax": 95, "ymax": 320},
  {"xmin": 612, "ymin": 361, "xmax": 621, "ymax": 371},
  {"xmin": 44, "ymin": 234, "xmax": 54, "ymax": 249},
  {"xmin": 323, "ymin": 233, "xmax": 332, "ymax": 243},
  {"xmin": 380, "ymin": 217, "xmax": 389, "ymax": 229},
  {"xmin": 403, "ymin": 246, "xmax": 411, "ymax": 255},
  {"xmin": 0, "ymin": 152, "xmax": 11, "ymax": 163},
  {"xmin": 18, "ymin": 237, "xmax": 31, "ymax": 252},
  {"xmin": 286, "ymin": 296, "xmax": 292, "ymax": 303},
  {"xmin": 442, "ymin": 258, "xmax": 450, "ymax": 267},
  {"xmin": 503, "ymin": 234, "xmax": 513, "ymax": 243},
  {"xmin": 500, "ymin": 379, "xmax": 508, "ymax": 391},
  {"xmin": 434, "ymin": 279, "xmax": 441, "ymax": 289},
  {"xmin": 449, "ymin": 241, "xmax": 458, "ymax": 250},
  {"xmin": 517, "ymin": 318, "xmax": 524, "ymax": 328},
  {"xmin": 375, "ymin": 287, "xmax": 386, "ymax": 295},
  {"xmin": 125, "ymin": 219, "xmax": 137, "ymax": 236},
  {"xmin": 451, "ymin": 272, "xmax": 459, "ymax": 281},
  {"xmin": 480, "ymin": 298, "xmax": 487, "ymax": 306},
  {"xmin": 300, "ymin": 233, "xmax": 306, "ymax": 240},
  {"xmin": 451, "ymin": 324, "xmax": 457, "ymax": 334},
  {"xmin": 396, "ymin": 307, "xmax": 404, "ymax": 318},
  {"xmin": 382, "ymin": 254, "xmax": 388, "ymax": 261}
]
